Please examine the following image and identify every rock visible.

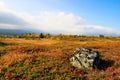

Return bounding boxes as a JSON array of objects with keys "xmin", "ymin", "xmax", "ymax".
[{"xmin": 70, "ymin": 48, "xmax": 100, "ymax": 69}]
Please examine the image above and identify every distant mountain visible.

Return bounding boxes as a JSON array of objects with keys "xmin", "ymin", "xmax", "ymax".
[{"xmin": 0, "ymin": 29, "xmax": 43, "ymax": 35}]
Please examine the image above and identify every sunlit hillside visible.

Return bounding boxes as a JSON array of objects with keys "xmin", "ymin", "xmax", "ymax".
[{"xmin": 0, "ymin": 34, "xmax": 120, "ymax": 79}]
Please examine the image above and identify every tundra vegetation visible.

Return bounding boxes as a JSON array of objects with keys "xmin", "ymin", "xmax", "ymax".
[{"xmin": 0, "ymin": 33, "xmax": 120, "ymax": 80}]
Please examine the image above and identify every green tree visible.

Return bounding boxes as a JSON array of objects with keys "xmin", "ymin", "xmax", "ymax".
[
  {"xmin": 39, "ymin": 33, "xmax": 44, "ymax": 38},
  {"xmin": 99, "ymin": 34, "xmax": 104, "ymax": 38}
]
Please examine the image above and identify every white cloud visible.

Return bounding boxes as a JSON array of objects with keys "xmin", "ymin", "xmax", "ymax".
[
  {"xmin": 34, "ymin": 11, "xmax": 117, "ymax": 35},
  {"xmin": 0, "ymin": 1, "xmax": 119, "ymax": 35},
  {"xmin": 0, "ymin": 23, "xmax": 19, "ymax": 29},
  {"xmin": 0, "ymin": 1, "xmax": 7, "ymax": 11},
  {"xmin": 0, "ymin": 1, "xmax": 29, "ymax": 29},
  {"xmin": 0, "ymin": 1, "xmax": 4, "ymax": 10},
  {"xmin": 36, "ymin": 12, "xmax": 83, "ymax": 31}
]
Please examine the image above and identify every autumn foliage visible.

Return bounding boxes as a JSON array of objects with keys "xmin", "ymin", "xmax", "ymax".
[{"xmin": 0, "ymin": 34, "xmax": 120, "ymax": 79}]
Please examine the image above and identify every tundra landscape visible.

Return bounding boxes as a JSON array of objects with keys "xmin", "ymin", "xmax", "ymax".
[
  {"xmin": 0, "ymin": 0, "xmax": 120, "ymax": 79},
  {"xmin": 0, "ymin": 34, "xmax": 120, "ymax": 80}
]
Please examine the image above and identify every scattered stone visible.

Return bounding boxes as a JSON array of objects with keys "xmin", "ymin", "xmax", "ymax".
[{"xmin": 70, "ymin": 48, "xmax": 100, "ymax": 69}]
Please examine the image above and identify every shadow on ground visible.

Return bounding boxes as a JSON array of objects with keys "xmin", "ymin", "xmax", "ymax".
[
  {"xmin": 0, "ymin": 42, "xmax": 8, "ymax": 46},
  {"xmin": 97, "ymin": 59, "xmax": 115, "ymax": 70}
]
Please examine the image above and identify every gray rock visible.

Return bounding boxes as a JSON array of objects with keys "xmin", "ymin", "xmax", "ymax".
[{"xmin": 70, "ymin": 48, "xmax": 100, "ymax": 69}]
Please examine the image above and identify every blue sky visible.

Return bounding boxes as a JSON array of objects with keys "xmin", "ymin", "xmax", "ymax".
[{"xmin": 0, "ymin": 0, "xmax": 120, "ymax": 35}]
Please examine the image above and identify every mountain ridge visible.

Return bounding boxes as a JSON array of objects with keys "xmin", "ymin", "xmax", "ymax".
[{"xmin": 0, "ymin": 29, "xmax": 43, "ymax": 35}]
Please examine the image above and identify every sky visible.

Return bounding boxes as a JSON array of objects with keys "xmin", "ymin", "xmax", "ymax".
[{"xmin": 0, "ymin": 0, "xmax": 120, "ymax": 35}]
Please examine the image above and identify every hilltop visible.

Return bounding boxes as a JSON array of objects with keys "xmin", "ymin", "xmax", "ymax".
[{"xmin": 0, "ymin": 34, "xmax": 120, "ymax": 79}]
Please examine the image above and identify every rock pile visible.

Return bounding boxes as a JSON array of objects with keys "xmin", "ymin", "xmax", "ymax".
[{"xmin": 70, "ymin": 48, "xmax": 100, "ymax": 69}]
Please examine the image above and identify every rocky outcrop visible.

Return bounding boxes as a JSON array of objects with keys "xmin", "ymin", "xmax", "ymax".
[{"xmin": 70, "ymin": 48, "xmax": 100, "ymax": 69}]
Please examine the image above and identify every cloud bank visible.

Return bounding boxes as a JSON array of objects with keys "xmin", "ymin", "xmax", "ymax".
[{"xmin": 0, "ymin": 1, "xmax": 119, "ymax": 35}]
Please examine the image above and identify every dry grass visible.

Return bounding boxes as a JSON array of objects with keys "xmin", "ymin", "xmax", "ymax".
[
  {"xmin": 1, "ymin": 38, "xmax": 58, "ymax": 46},
  {"xmin": 0, "ymin": 37, "xmax": 120, "ymax": 79}
]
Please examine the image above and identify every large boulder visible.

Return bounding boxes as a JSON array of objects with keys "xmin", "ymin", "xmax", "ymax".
[{"xmin": 70, "ymin": 48, "xmax": 100, "ymax": 69}]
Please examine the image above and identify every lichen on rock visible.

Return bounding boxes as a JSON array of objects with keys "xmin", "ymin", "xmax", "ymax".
[{"xmin": 70, "ymin": 48, "xmax": 100, "ymax": 69}]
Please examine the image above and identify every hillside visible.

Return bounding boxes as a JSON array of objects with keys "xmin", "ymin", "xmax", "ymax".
[{"xmin": 0, "ymin": 35, "xmax": 120, "ymax": 79}]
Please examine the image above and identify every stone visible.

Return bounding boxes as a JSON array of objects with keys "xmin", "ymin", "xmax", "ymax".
[{"xmin": 70, "ymin": 47, "xmax": 100, "ymax": 69}]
